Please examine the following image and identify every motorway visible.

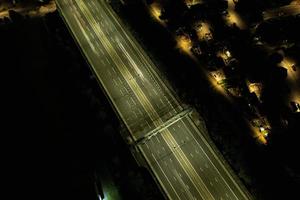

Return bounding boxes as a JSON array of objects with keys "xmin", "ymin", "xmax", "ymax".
[
  {"xmin": 56, "ymin": 0, "xmax": 251, "ymax": 199},
  {"xmin": 56, "ymin": 0, "xmax": 182, "ymax": 141},
  {"xmin": 139, "ymin": 115, "xmax": 250, "ymax": 200}
]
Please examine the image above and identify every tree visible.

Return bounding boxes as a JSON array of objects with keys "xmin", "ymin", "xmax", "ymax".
[{"xmin": 8, "ymin": 10, "xmax": 23, "ymax": 22}]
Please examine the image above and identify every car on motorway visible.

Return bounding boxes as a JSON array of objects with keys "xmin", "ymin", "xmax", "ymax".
[{"xmin": 221, "ymin": 10, "xmax": 228, "ymax": 16}]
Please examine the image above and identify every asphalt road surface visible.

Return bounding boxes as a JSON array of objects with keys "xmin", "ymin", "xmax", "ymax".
[
  {"xmin": 56, "ymin": 0, "xmax": 182, "ymax": 141},
  {"xmin": 56, "ymin": 0, "xmax": 251, "ymax": 199},
  {"xmin": 139, "ymin": 115, "xmax": 251, "ymax": 200}
]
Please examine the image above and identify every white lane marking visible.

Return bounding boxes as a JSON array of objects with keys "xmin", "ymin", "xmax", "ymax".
[
  {"xmin": 159, "ymin": 98, "xmax": 164, "ymax": 105},
  {"xmin": 119, "ymin": 88, "xmax": 124, "ymax": 96},
  {"xmin": 97, "ymin": 44, "xmax": 104, "ymax": 55},
  {"xmin": 117, "ymin": 41, "xmax": 144, "ymax": 79},
  {"xmin": 98, "ymin": 0, "xmax": 181, "ymax": 112},
  {"xmin": 145, "ymin": 143, "xmax": 149, "ymax": 149},
  {"xmin": 152, "ymin": 88, "xmax": 158, "ymax": 95},
  {"xmin": 150, "ymin": 153, "xmax": 181, "ymax": 199},
  {"xmin": 113, "ymin": 79, "xmax": 118, "ymax": 86},
  {"xmin": 138, "ymin": 109, "xmax": 143, "ymax": 116},
  {"xmin": 126, "ymin": 100, "xmax": 131, "ymax": 107},
  {"xmin": 67, "ymin": 3, "xmax": 204, "ymax": 198},
  {"xmin": 131, "ymin": 97, "xmax": 136, "ymax": 106},
  {"xmin": 132, "ymin": 111, "xmax": 137, "ymax": 119},
  {"xmin": 118, "ymin": 77, "xmax": 123, "ymax": 84},
  {"xmin": 130, "ymin": 96, "xmax": 136, "ymax": 106},
  {"xmin": 110, "ymin": 36, "xmax": 115, "ymax": 43},
  {"xmin": 146, "ymin": 120, "xmax": 152, "ymax": 129},
  {"xmin": 105, "ymin": 57, "xmax": 110, "ymax": 63},
  {"xmin": 173, "ymin": 169, "xmax": 195, "ymax": 200},
  {"xmin": 123, "ymin": 86, "xmax": 129, "ymax": 94},
  {"xmin": 182, "ymin": 119, "xmax": 242, "ymax": 200},
  {"xmin": 156, "ymin": 136, "xmax": 160, "ymax": 143},
  {"xmin": 91, "ymin": 0, "xmax": 96, "ymax": 7},
  {"xmin": 73, "ymin": 13, "xmax": 97, "ymax": 53},
  {"xmin": 91, "ymin": 33, "xmax": 95, "ymax": 39}
]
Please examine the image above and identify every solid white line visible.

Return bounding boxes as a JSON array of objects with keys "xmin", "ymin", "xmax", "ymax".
[
  {"xmin": 151, "ymin": 153, "xmax": 181, "ymax": 199},
  {"xmin": 184, "ymin": 117, "xmax": 247, "ymax": 199}
]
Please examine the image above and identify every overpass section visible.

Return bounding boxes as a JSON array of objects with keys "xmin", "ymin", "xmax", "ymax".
[{"xmin": 56, "ymin": 0, "xmax": 252, "ymax": 199}]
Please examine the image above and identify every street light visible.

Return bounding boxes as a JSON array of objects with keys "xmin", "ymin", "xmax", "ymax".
[{"xmin": 225, "ymin": 50, "xmax": 231, "ymax": 58}]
